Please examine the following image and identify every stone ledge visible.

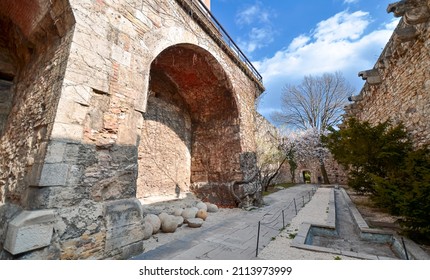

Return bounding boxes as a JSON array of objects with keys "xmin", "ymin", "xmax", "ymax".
[
  {"xmin": 327, "ymin": 188, "xmax": 336, "ymax": 228},
  {"xmin": 339, "ymin": 188, "xmax": 369, "ymax": 230}
]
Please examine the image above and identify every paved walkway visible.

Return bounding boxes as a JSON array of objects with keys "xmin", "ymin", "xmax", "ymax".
[
  {"xmin": 258, "ymin": 187, "xmax": 360, "ymax": 260},
  {"xmin": 131, "ymin": 184, "xmax": 316, "ymax": 260}
]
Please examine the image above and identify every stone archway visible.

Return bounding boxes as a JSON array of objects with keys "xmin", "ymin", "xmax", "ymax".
[
  {"xmin": 302, "ymin": 170, "xmax": 312, "ymax": 184},
  {"xmin": 137, "ymin": 44, "xmax": 243, "ymax": 207}
]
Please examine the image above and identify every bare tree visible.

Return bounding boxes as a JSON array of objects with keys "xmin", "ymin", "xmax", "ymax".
[
  {"xmin": 255, "ymin": 113, "xmax": 288, "ymax": 192},
  {"xmin": 272, "ymin": 72, "xmax": 354, "ymax": 184},
  {"xmin": 272, "ymin": 72, "xmax": 354, "ymax": 132}
]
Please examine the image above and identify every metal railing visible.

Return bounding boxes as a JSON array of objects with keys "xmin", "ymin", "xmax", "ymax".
[
  {"xmin": 175, "ymin": 0, "xmax": 263, "ymax": 85},
  {"xmin": 255, "ymin": 188, "xmax": 317, "ymax": 257}
]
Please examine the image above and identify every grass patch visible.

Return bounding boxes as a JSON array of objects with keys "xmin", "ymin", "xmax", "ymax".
[
  {"xmin": 275, "ymin": 183, "xmax": 297, "ymax": 189},
  {"xmin": 288, "ymin": 233, "xmax": 297, "ymax": 239},
  {"xmin": 263, "ymin": 183, "xmax": 298, "ymax": 196}
]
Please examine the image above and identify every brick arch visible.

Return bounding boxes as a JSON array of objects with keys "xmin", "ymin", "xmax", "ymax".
[
  {"xmin": 137, "ymin": 43, "xmax": 243, "ymax": 206},
  {"xmin": 136, "ymin": 27, "xmax": 245, "ymax": 118}
]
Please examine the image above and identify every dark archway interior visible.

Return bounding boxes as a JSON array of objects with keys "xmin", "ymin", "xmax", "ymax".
[
  {"xmin": 303, "ymin": 170, "xmax": 312, "ymax": 184},
  {"xmin": 0, "ymin": 18, "xmax": 18, "ymax": 138},
  {"xmin": 138, "ymin": 44, "xmax": 243, "ymax": 205}
]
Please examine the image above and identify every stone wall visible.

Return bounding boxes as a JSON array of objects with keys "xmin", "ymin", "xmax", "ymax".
[
  {"xmin": 255, "ymin": 113, "xmax": 284, "ymax": 185},
  {"xmin": 137, "ymin": 83, "xmax": 192, "ymax": 199},
  {"xmin": 345, "ymin": 0, "xmax": 430, "ymax": 147},
  {"xmin": 254, "ymin": 114, "xmax": 347, "ymax": 186},
  {"xmin": 292, "ymin": 155, "xmax": 347, "ymax": 185},
  {"xmin": 0, "ymin": 0, "xmax": 264, "ymax": 259},
  {"xmin": 0, "ymin": 0, "xmax": 75, "ymax": 259}
]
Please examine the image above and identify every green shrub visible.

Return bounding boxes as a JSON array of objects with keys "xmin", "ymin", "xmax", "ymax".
[
  {"xmin": 322, "ymin": 118, "xmax": 412, "ymax": 194},
  {"xmin": 322, "ymin": 118, "xmax": 430, "ymax": 241},
  {"xmin": 396, "ymin": 148, "xmax": 430, "ymax": 239}
]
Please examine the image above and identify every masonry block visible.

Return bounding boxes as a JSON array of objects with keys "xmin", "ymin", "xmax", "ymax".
[
  {"xmin": 44, "ymin": 141, "xmax": 66, "ymax": 163},
  {"xmin": 39, "ymin": 163, "xmax": 70, "ymax": 186},
  {"xmin": 104, "ymin": 198, "xmax": 145, "ymax": 252},
  {"xmin": 4, "ymin": 210, "xmax": 55, "ymax": 255}
]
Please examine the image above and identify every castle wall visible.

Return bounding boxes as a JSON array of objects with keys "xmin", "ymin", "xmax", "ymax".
[
  {"xmin": 0, "ymin": 0, "xmax": 264, "ymax": 259},
  {"xmin": 346, "ymin": 1, "xmax": 430, "ymax": 148}
]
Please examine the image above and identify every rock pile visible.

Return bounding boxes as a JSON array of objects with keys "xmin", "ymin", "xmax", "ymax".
[{"xmin": 141, "ymin": 199, "xmax": 219, "ymax": 238}]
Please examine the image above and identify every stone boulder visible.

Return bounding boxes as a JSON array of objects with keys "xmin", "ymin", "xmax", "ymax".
[
  {"xmin": 161, "ymin": 216, "xmax": 178, "ymax": 233},
  {"xmin": 158, "ymin": 212, "xmax": 169, "ymax": 223},
  {"xmin": 173, "ymin": 208, "xmax": 183, "ymax": 216},
  {"xmin": 196, "ymin": 209, "xmax": 208, "ymax": 221},
  {"xmin": 143, "ymin": 214, "xmax": 161, "ymax": 234},
  {"xmin": 181, "ymin": 207, "xmax": 198, "ymax": 222},
  {"xmin": 205, "ymin": 203, "xmax": 219, "ymax": 213},
  {"xmin": 196, "ymin": 202, "xmax": 207, "ymax": 211},
  {"xmin": 174, "ymin": 216, "xmax": 184, "ymax": 227},
  {"xmin": 143, "ymin": 221, "xmax": 153, "ymax": 240},
  {"xmin": 187, "ymin": 218, "xmax": 204, "ymax": 228}
]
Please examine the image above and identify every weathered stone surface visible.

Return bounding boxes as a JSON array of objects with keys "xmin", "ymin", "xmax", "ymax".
[
  {"xmin": 206, "ymin": 203, "xmax": 219, "ymax": 213},
  {"xmin": 173, "ymin": 208, "xmax": 183, "ymax": 216},
  {"xmin": 387, "ymin": 1, "xmax": 430, "ymax": 25},
  {"xmin": 358, "ymin": 69, "xmax": 382, "ymax": 85},
  {"xmin": 4, "ymin": 210, "xmax": 55, "ymax": 255},
  {"xmin": 143, "ymin": 214, "xmax": 161, "ymax": 234},
  {"xmin": 158, "ymin": 212, "xmax": 169, "ymax": 223},
  {"xmin": 196, "ymin": 202, "xmax": 207, "ymax": 211},
  {"xmin": 395, "ymin": 25, "xmax": 419, "ymax": 42},
  {"xmin": 143, "ymin": 222, "xmax": 153, "ymax": 240},
  {"xmin": 38, "ymin": 163, "xmax": 70, "ymax": 186},
  {"xmin": 174, "ymin": 216, "xmax": 184, "ymax": 227},
  {"xmin": 346, "ymin": 5, "xmax": 430, "ymax": 148},
  {"xmin": 181, "ymin": 207, "xmax": 198, "ymax": 221},
  {"xmin": 161, "ymin": 215, "xmax": 178, "ymax": 233},
  {"xmin": 103, "ymin": 199, "xmax": 145, "ymax": 254},
  {"xmin": 187, "ymin": 218, "xmax": 204, "ymax": 228},
  {"xmin": 196, "ymin": 209, "xmax": 208, "ymax": 221}
]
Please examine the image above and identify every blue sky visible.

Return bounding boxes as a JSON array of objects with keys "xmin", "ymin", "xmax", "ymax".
[{"xmin": 210, "ymin": 0, "xmax": 399, "ymax": 121}]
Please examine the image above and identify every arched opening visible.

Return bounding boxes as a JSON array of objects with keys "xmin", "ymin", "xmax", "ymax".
[
  {"xmin": 0, "ymin": 19, "xmax": 16, "ymax": 138},
  {"xmin": 138, "ymin": 44, "xmax": 243, "ymax": 206}
]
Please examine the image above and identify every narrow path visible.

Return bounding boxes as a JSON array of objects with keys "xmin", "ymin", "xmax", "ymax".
[{"xmin": 131, "ymin": 184, "xmax": 316, "ymax": 260}]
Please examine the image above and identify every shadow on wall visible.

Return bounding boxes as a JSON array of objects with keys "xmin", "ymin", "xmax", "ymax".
[
  {"xmin": 138, "ymin": 43, "xmax": 246, "ymax": 206},
  {"xmin": 0, "ymin": 138, "xmax": 262, "ymax": 260}
]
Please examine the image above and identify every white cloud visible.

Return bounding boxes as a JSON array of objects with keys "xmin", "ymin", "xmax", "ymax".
[
  {"xmin": 288, "ymin": 35, "xmax": 311, "ymax": 52},
  {"xmin": 236, "ymin": 5, "xmax": 259, "ymax": 25},
  {"xmin": 313, "ymin": 11, "xmax": 370, "ymax": 42},
  {"xmin": 344, "ymin": 0, "xmax": 359, "ymax": 4},
  {"xmin": 255, "ymin": 12, "xmax": 396, "ymax": 82},
  {"xmin": 235, "ymin": 1, "xmax": 276, "ymax": 53},
  {"xmin": 385, "ymin": 18, "xmax": 400, "ymax": 29},
  {"xmin": 255, "ymin": 11, "xmax": 399, "ymax": 119},
  {"xmin": 239, "ymin": 26, "xmax": 275, "ymax": 53},
  {"xmin": 236, "ymin": 2, "xmax": 271, "ymax": 26}
]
